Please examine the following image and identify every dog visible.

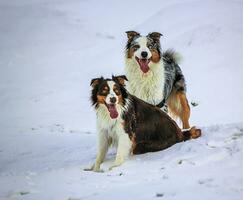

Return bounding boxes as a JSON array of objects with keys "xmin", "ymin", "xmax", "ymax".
[
  {"xmin": 124, "ymin": 31, "xmax": 201, "ymax": 137},
  {"xmin": 85, "ymin": 75, "xmax": 200, "ymax": 172}
]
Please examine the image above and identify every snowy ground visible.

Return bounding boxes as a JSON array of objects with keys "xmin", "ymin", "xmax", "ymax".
[{"xmin": 0, "ymin": 0, "xmax": 243, "ymax": 199}]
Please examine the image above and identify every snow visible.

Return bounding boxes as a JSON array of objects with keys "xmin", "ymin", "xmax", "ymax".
[{"xmin": 0, "ymin": 0, "xmax": 243, "ymax": 199}]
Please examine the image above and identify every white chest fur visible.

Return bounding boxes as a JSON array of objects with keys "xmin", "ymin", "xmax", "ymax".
[
  {"xmin": 96, "ymin": 105, "xmax": 126, "ymax": 147},
  {"xmin": 125, "ymin": 58, "xmax": 165, "ymax": 105},
  {"xmin": 91, "ymin": 104, "xmax": 132, "ymax": 171}
]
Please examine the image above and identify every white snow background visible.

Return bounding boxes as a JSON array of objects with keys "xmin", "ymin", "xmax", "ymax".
[{"xmin": 0, "ymin": 0, "xmax": 243, "ymax": 199}]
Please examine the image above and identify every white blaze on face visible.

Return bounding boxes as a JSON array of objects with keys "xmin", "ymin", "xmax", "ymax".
[
  {"xmin": 134, "ymin": 37, "xmax": 152, "ymax": 59},
  {"xmin": 105, "ymin": 81, "xmax": 118, "ymax": 105},
  {"xmin": 105, "ymin": 81, "xmax": 119, "ymax": 119}
]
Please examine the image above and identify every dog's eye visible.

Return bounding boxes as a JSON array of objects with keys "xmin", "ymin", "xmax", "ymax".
[
  {"xmin": 148, "ymin": 44, "xmax": 154, "ymax": 49},
  {"xmin": 100, "ymin": 88, "xmax": 109, "ymax": 95},
  {"xmin": 114, "ymin": 89, "xmax": 121, "ymax": 95},
  {"xmin": 133, "ymin": 45, "xmax": 140, "ymax": 50}
]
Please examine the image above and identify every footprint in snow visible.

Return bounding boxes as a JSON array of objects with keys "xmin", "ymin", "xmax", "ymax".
[
  {"xmin": 231, "ymin": 132, "xmax": 243, "ymax": 140},
  {"xmin": 198, "ymin": 178, "xmax": 218, "ymax": 187},
  {"xmin": 6, "ymin": 190, "xmax": 31, "ymax": 198}
]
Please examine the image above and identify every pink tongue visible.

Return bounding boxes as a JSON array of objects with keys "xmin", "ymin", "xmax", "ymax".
[
  {"xmin": 138, "ymin": 59, "xmax": 150, "ymax": 73},
  {"xmin": 107, "ymin": 104, "xmax": 119, "ymax": 119}
]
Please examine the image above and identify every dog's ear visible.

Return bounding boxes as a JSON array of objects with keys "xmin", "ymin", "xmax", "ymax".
[
  {"xmin": 90, "ymin": 77, "xmax": 103, "ymax": 88},
  {"xmin": 126, "ymin": 31, "xmax": 140, "ymax": 41},
  {"xmin": 147, "ymin": 32, "xmax": 163, "ymax": 42},
  {"xmin": 112, "ymin": 75, "xmax": 128, "ymax": 86}
]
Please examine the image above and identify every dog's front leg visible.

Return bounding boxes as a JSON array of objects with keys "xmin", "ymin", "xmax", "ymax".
[
  {"xmin": 85, "ymin": 130, "xmax": 109, "ymax": 172},
  {"xmin": 109, "ymin": 133, "xmax": 131, "ymax": 170}
]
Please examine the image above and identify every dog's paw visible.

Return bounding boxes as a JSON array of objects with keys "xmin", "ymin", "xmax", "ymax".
[
  {"xmin": 109, "ymin": 163, "xmax": 122, "ymax": 171},
  {"xmin": 109, "ymin": 165, "xmax": 116, "ymax": 171},
  {"xmin": 190, "ymin": 126, "xmax": 202, "ymax": 139},
  {"xmin": 83, "ymin": 164, "xmax": 94, "ymax": 171},
  {"xmin": 93, "ymin": 168, "xmax": 105, "ymax": 173},
  {"xmin": 83, "ymin": 167, "xmax": 104, "ymax": 173}
]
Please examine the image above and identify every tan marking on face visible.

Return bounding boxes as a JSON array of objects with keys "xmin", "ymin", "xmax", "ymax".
[
  {"xmin": 127, "ymin": 47, "xmax": 135, "ymax": 58},
  {"xmin": 117, "ymin": 94, "xmax": 123, "ymax": 104},
  {"xmin": 97, "ymin": 95, "xmax": 106, "ymax": 104},
  {"xmin": 151, "ymin": 49, "xmax": 160, "ymax": 63}
]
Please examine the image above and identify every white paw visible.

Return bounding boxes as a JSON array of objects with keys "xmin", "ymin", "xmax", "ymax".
[
  {"xmin": 109, "ymin": 165, "xmax": 117, "ymax": 171},
  {"xmin": 93, "ymin": 168, "xmax": 105, "ymax": 173},
  {"xmin": 83, "ymin": 167, "xmax": 104, "ymax": 173},
  {"xmin": 109, "ymin": 162, "xmax": 122, "ymax": 171},
  {"xmin": 83, "ymin": 164, "xmax": 94, "ymax": 171}
]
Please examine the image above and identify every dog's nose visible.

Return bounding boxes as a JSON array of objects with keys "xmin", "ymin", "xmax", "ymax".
[
  {"xmin": 141, "ymin": 51, "xmax": 148, "ymax": 58},
  {"xmin": 110, "ymin": 97, "xmax": 117, "ymax": 104}
]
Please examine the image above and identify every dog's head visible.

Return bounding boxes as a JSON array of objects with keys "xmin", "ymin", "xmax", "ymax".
[
  {"xmin": 90, "ymin": 75, "xmax": 128, "ymax": 119},
  {"xmin": 125, "ymin": 31, "xmax": 163, "ymax": 73}
]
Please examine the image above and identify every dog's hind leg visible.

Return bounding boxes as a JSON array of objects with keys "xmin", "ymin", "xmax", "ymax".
[
  {"xmin": 182, "ymin": 126, "xmax": 202, "ymax": 140},
  {"xmin": 177, "ymin": 91, "xmax": 190, "ymax": 129},
  {"xmin": 167, "ymin": 90, "xmax": 201, "ymax": 138},
  {"xmin": 167, "ymin": 89, "xmax": 190, "ymax": 128}
]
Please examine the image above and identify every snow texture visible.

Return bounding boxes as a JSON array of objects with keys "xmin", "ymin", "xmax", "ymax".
[{"xmin": 0, "ymin": 0, "xmax": 243, "ymax": 199}]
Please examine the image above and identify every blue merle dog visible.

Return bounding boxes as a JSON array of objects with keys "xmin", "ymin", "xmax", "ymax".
[{"xmin": 124, "ymin": 31, "xmax": 201, "ymax": 138}]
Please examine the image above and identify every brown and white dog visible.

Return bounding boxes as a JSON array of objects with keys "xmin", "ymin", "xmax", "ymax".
[
  {"xmin": 124, "ymin": 31, "xmax": 201, "ymax": 137},
  {"xmin": 85, "ymin": 75, "xmax": 200, "ymax": 172}
]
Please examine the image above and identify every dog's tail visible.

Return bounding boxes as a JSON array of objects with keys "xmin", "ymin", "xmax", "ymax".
[
  {"xmin": 181, "ymin": 126, "xmax": 202, "ymax": 141},
  {"xmin": 162, "ymin": 49, "xmax": 182, "ymax": 65}
]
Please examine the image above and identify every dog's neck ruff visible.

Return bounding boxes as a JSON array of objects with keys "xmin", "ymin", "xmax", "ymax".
[
  {"xmin": 96, "ymin": 104, "xmax": 122, "ymax": 129},
  {"xmin": 125, "ymin": 58, "xmax": 165, "ymax": 105},
  {"xmin": 95, "ymin": 99, "xmax": 131, "ymax": 130}
]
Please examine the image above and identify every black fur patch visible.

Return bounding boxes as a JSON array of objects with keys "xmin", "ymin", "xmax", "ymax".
[
  {"xmin": 122, "ymin": 94, "xmax": 187, "ymax": 154},
  {"xmin": 90, "ymin": 77, "xmax": 104, "ymax": 108}
]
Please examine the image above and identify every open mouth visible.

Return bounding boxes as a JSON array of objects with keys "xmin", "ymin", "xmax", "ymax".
[
  {"xmin": 135, "ymin": 57, "xmax": 150, "ymax": 73},
  {"xmin": 106, "ymin": 103, "xmax": 119, "ymax": 119}
]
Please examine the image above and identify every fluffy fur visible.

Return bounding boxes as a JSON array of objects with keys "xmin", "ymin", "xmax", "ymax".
[
  {"xmin": 124, "ymin": 31, "xmax": 201, "ymax": 138},
  {"xmin": 86, "ymin": 76, "xmax": 132, "ymax": 172},
  {"xmin": 85, "ymin": 76, "xmax": 199, "ymax": 172},
  {"xmin": 125, "ymin": 57, "xmax": 165, "ymax": 105}
]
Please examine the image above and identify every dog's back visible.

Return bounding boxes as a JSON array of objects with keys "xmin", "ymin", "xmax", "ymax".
[{"xmin": 123, "ymin": 95, "xmax": 191, "ymax": 154}]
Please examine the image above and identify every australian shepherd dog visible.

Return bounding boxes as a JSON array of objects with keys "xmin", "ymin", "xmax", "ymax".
[
  {"xmin": 85, "ymin": 75, "xmax": 200, "ymax": 172},
  {"xmin": 124, "ymin": 31, "xmax": 201, "ymax": 137}
]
